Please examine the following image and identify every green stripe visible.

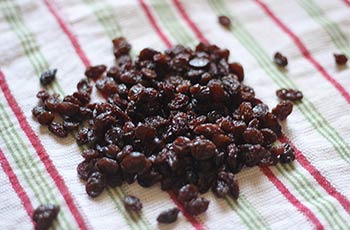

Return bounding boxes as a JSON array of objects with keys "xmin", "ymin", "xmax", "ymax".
[
  {"xmin": 210, "ymin": 0, "xmax": 350, "ymax": 225},
  {"xmin": 277, "ymin": 164, "xmax": 348, "ymax": 228},
  {"xmin": 83, "ymin": 0, "xmax": 123, "ymax": 39},
  {"xmin": 0, "ymin": 0, "xmax": 64, "ymax": 95},
  {"xmin": 149, "ymin": 1, "xmax": 269, "ymax": 229},
  {"xmin": 225, "ymin": 196, "xmax": 270, "ymax": 229},
  {"xmin": 209, "ymin": 0, "xmax": 350, "ymax": 163},
  {"xmin": 0, "ymin": 0, "xmax": 146, "ymax": 228},
  {"xmin": 74, "ymin": 1, "xmax": 152, "ymax": 229},
  {"xmin": 0, "ymin": 103, "xmax": 71, "ymax": 230},
  {"xmin": 297, "ymin": 0, "xmax": 349, "ymax": 53},
  {"xmin": 153, "ymin": 0, "xmax": 196, "ymax": 46}
]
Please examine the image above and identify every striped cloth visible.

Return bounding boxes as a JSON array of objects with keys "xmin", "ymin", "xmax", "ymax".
[{"xmin": 0, "ymin": 0, "xmax": 349, "ymax": 229}]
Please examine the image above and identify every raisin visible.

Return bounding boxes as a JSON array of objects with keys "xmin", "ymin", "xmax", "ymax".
[
  {"xmin": 40, "ymin": 69, "xmax": 57, "ymax": 86},
  {"xmin": 243, "ymin": 128, "xmax": 264, "ymax": 145},
  {"xmin": 280, "ymin": 143, "xmax": 296, "ymax": 164},
  {"xmin": 274, "ymin": 52, "xmax": 288, "ymax": 67},
  {"xmin": 33, "ymin": 204, "xmax": 60, "ymax": 230},
  {"xmin": 157, "ymin": 208, "xmax": 180, "ymax": 224},
  {"xmin": 120, "ymin": 152, "xmax": 150, "ymax": 174},
  {"xmin": 189, "ymin": 57, "xmax": 210, "ymax": 68},
  {"xmin": 229, "ymin": 62, "xmax": 244, "ymax": 81},
  {"xmin": 96, "ymin": 157, "xmax": 119, "ymax": 175},
  {"xmin": 185, "ymin": 197, "xmax": 209, "ymax": 216},
  {"xmin": 113, "ymin": 37, "xmax": 131, "ymax": 58},
  {"xmin": 334, "ymin": 53, "xmax": 348, "ymax": 65},
  {"xmin": 77, "ymin": 79, "xmax": 92, "ymax": 94},
  {"xmin": 272, "ymin": 101, "xmax": 293, "ymax": 120},
  {"xmin": 123, "ymin": 195, "xmax": 142, "ymax": 212},
  {"xmin": 178, "ymin": 184, "xmax": 199, "ymax": 202},
  {"xmin": 48, "ymin": 122, "xmax": 67, "ymax": 138},
  {"xmin": 276, "ymin": 88, "xmax": 303, "ymax": 102},
  {"xmin": 218, "ymin": 15, "xmax": 231, "ymax": 28},
  {"xmin": 37, "ymin": 111, "xmax": 54, "ymax": 125},
  {"xmin": 85, "ymin": 65, "xmax": 106, "ymax": 79},
  {"xmin": 191, "ymin": 137, "xmax": 217, "ymax": 160},
  {"xmin": 86, "ymin": 171, "xmax": 106, "ymax": 197}
]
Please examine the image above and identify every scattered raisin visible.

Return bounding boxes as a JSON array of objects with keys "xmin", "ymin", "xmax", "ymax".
[
  {"xmin": 33, "ymin": 204, "xmax": 60, "ymax": 230},
  {"xmin": 273, "ymin": 52, "xmax": 288, "ymax": 67},
  {"xmin": 40, "ymin": 69, "xmax": 57, "ymax": 86},
  {"xmin": 124, "ymin": 195, "xmax": 142, "ymax": 212},
  {"xmin": 276, "ymin": 88, "xmax": 303, "ymax": 102},
  {"xmin": 218, "ymin": 15, "xmax": 231, "ymax": 28},
  {"xmin": 334, "ymin": 53, "xmax": 348, "ymax": 65},
  {"xmin": 157, "ymin": 208, "xmax": 180, "ymax": 224}
]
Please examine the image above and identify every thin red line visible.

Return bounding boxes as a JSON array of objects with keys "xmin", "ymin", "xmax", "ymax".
[
  {"xmin": 43, "ymin": 0, "xmax": 204, "ymax": 229},
  {"xmin": 280, "ymin": 135, "xmax": 350, "ymax": 212},
  {"xmin": 170, "ymin": 0, "xmax": 331, "ymax": 227},
  {"xmin": 0, "ymin": 70, "xmax": 88, "ymax": 230},
  {"xmin": 253, "ymin": 0, "xmax": 350, "ymax": 103},
  {"xmin": 168, "ymin": 191, "xmax": 206, "ymax": 230},
  {"xmin": 172, "ymin": 0, "xmax": 209, "ymax": 44},
  {"xmin": 260, "ymin": 167, "xmax": 324, "ymax": 229},
  {"xmin": 43, "ymin": 0, "xmax": 90, "ymax": 67},
  {"xmin": 138, "ymin": 0, "xmax": 172, "ymax": 48},
  {"xmin": 0, "ymin": 148, "xmax": 34, "ymax": 225}
]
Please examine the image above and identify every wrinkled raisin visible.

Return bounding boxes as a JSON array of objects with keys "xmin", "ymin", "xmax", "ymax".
[
  {"xmin": 276, "ymin": 88, "xmax": 303, "ymax": 102},
  {"xmin": 40, "ymin": 69, "xmax": 57, "ymax": 86},
  {"xmin": 48, "ymin": 122, "xmax": 67, "ymax": 137},
  {"xmin": 334, "ymin": 53, "xmax": 348, "ymax": 65},
  {"xmin": 274, "ymin": 52, "xmax": 288, "ymax": 67},
  {"xmin": 218, "ymin": 15, "xmax": 231, "ymax": 28},
  {"xmin": 272, "ymin": 101, "xmax": 293, "ymax": 120},
  {"xmin": 33, "ymin": 204, "xmax": 60, "ymax": 230},
  {"xmin": 124, "ymin": 195, "xmax": 142, "ymax": 212},
  {"xmin": 157, "ymin": 208, "xmax": 180, "ymax": 224}
]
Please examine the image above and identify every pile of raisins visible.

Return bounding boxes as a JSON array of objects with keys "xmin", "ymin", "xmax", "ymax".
[{"xmin": 33, "ymin": 38, "xmax": 299, "ymax": 221}]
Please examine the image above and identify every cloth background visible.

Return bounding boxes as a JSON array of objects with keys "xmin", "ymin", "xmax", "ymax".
[{"xmin": 0, "ymin": 0, "xmax": 349, "ymax": 229}]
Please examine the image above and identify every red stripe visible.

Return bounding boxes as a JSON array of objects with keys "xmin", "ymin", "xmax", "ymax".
[
  {"xmin": 260, "ymin": 167, "xmax": 324, "ymax": 229},
  {"xmin": 0, "ymin": 148, "xmax": 34, "ymax": 224},
  {"xmin": 168, "ymin": 191, "xmax": 206, "ymax": 230},
  {"xmin": 43, "ymin": 1, "xmax": 205, "ymax": 229},
  {"xmin": 43, "ymin": 0, "xmax": 91, "ymax": 68},
  {"xmin": 280, "ymin": 135, "xmax": 350, "ymax": 212},
  {"xmin": 0, "ymin": 70, "xmax": 88, "ymax": 230},
  {"xmin": 253, "ymin": 0, "xmax": 350, "ymax": 103},
  {"xmin": 341, "ymin": 0, "xmax": 350, "ymax": 7},
  {"xmin": 136, "ymin": 1, "xmax": 206, "ymax": 228},
  {"xmin": 139, "ymin": 0, "xmax": 172, "ymax": 48},
  {"xmin": 169, "ymin": 0, "xmax": 328, "ymax": 227},
  {"xmin": 172, "ymin": 0, "xmax": 209, "ymax": 44}
]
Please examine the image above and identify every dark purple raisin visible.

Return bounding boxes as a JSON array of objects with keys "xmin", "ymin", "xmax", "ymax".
[
  {"xmin": 123, "ymin": 195, "xmax": 142, "ymax": 212},
  {"xmin": 85, "ymin": 65, "xmax": 107, "ymax": 79},
  {"xmin": 178, "ymin": 184, "xmax": 199, "ymax": 202},
  {"xmin": 280, "ymin": 143, "xmax": 296, "ymax": 164},
  {"xmin": 40, "ymin": 69, "xmax": 57, "ymax": 86},
  {"xmin": 276, "ymin": 88, "xmax": 303, "ymax": 102},
  {"xmin": 86, "ymin": 171, "xmax": 106, "ymax": 197},
  {"xmin": 229, "ymin": 62, "xmax": 244, "ymax": 81},
  {"xmin": 157, "ymin": 208, "xmax": 180, "ymax": 224},
  {"xmin": 185, "ymin": 197, "xmax": 209, "ymax": 216},
  {"xmin": 48, "ymin": 122, "xmax": 67, "ymax": 138},
  {"xmin": 274, "ymin": 52, "xmax": 288, "ymax": 67},
  {"xmin": 272, "ymin": 101, "xmax": 293, "ymax": 120},
  {"xmin": 334, "ymin": 53, "xmax": 348, "ymax": 65},
  {"xmin": 33, "ymin": 204, "xmax": 60, "ymax": 230},
  {"xmin": 191, "ymin": 137, "xmax": 217, "ymax": 160},
  {"xmin": 218, "ymin": 15, "xmax": 231, "ymax": 28}
]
